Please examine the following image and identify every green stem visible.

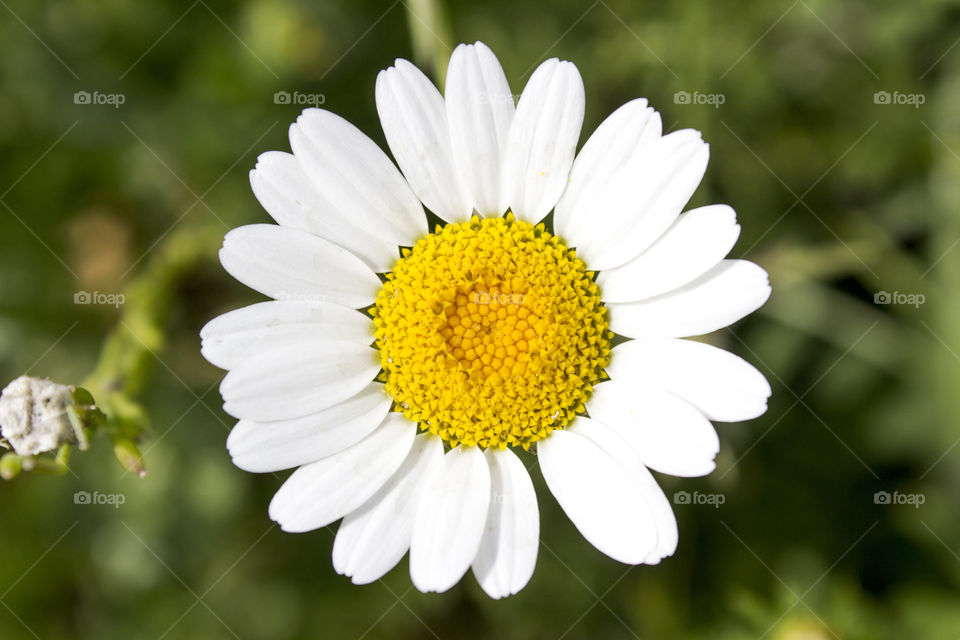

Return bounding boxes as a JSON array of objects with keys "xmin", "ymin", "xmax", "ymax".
[
  {"xmin": 81, "ymin": 221, "xmax": 223, "ymax": 468},
  {"xmin": 404, "ymin": 0, "xmax": 454, "ymax": 88}
]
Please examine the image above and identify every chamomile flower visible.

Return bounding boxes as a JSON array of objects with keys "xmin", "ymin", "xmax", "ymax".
[{"xmin": 201, "ymin": 41, "xmax": 771, "ymax": 598}]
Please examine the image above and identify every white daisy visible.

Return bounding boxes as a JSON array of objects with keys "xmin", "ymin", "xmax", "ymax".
[{"xmin": 201, "ymin": 41, "xmax": 772, "ymax": 599}]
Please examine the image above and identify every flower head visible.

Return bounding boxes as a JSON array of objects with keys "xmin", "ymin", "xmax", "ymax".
[
  {"xmin": 0, "ymin": 376, "xmax": 81, "ymax": 456},
  {"xmin": 202, "ymin": 41, "xmax": 771, "ymax": 598}
]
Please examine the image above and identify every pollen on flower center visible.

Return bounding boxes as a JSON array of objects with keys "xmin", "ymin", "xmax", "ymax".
[{"xmin": 371, "ymin": 214, "xmax": 611, "ymax": 449}]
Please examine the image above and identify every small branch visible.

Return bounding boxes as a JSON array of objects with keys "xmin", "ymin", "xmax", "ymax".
[{"xmin": 81, "ymin": 221, "xmax": 222, "ymax": 472}]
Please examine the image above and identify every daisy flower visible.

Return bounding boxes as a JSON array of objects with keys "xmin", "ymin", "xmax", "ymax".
[{"xmin": 201, "ymin": 41, "xmax": 771, "ymax": 598}]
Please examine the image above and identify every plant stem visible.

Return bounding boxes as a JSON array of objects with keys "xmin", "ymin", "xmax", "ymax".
[{"xmin": 404, "ymin": 0, "xmax": 454, "ymax": 88}]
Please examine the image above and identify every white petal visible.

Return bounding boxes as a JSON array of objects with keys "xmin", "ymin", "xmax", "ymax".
[
  {"xmin": 200, "ymin": 300, "xmax": 372, "ymax": 370},
  {"xmin": 410, "ymin": 446, "xmax": 491, "ymax": 593},
  {"xmin": 446, "ymin": 42, "xmax": 515, "ymax": 216},
  {"xmin": 219, "ymin": 224, "xmax": 381, "ymax": 309},
  {"xmin": 472, "ymin": 448, "xmax": 539, "ymax": 599},
  {"xmin": 607, "ymin": 338, "xmax": 772, "ymax": 422},
  {"xmin": 587, "ymin": 380, "xmax": 719, "ymax": 477},
  {"xmin": 572, "ymin": 130, "xmax": 710, "ymax": 270},
  {"xmin": 501, "ymin": 59, "xmax": 584, "ymax": 223},
  {"xmin": 250, "ymin": 151, "xmax": 421, "ymax": 272},
  {"xmin": 287, "ymin": 110, "xmax": 428, "ymax": 247},
  {"xmin": 598, "ymin": 205, "xmax": 741, "ymax": 303},
  {"xmin": 607, "ymin": 259, "xmax": 771, "ymax": 339},
  {"xmin": 227, "ymin": 384, "xmax": 393, "ymax": 473},
  {"xmin": 568, "ymin": 417, "xmax": 678, "ymax": 564},
  {"xmin": 376, "ymin": 59, "xmax": 472, "ymax": 222},
  {"xmin": 333, "ymin": 434, "xmax": 444, "ymax": 585},
  {"xmin": 220, "ymin": 340, "xmax": 379, "ymax": 421},
  {"xmin": 268, "ymin": 413, "xmax": 416, "ymax": 533},
  {"xmin": 537, "ymin": 427, "xmax": 657, "ymax": 564},
  {"xmin": 554, "ymin": 98, "xmax": 661, "ymax": 241}
]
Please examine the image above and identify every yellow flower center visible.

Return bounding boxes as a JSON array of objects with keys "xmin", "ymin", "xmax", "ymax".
[{"xmin": 372, "ymin": 214, "xmax": 611, "ymax": 449}]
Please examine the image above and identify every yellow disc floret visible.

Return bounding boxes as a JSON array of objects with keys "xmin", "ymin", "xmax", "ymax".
[{"xmin": 371, "ymin": 214, "xmax": 611, "ymax": 449}]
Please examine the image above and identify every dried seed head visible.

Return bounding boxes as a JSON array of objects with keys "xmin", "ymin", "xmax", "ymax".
[{"xmin": 0, "ymin": 376, "xmax": 79, "ymax": 456}]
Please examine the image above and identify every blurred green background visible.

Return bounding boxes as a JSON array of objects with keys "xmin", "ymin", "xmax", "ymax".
[{"xmin": 1, "ymin": 0, "xmax": 958, "ymax": 637}]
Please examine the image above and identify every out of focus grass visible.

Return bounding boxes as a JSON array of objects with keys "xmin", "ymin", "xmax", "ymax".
[{"xmin": 1, "ymin": 0, "xmax": 959, "ymax": 638}]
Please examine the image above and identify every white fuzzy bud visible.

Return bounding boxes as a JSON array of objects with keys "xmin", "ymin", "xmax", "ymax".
[{"xmin": 0, "ymin": 376, "xmax": 79, "ymax": 456}]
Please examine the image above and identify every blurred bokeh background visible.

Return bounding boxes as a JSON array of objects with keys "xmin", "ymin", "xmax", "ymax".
[{"xmin": 1, "ymin": 0, "xmax": 958, "ymax": 637}]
